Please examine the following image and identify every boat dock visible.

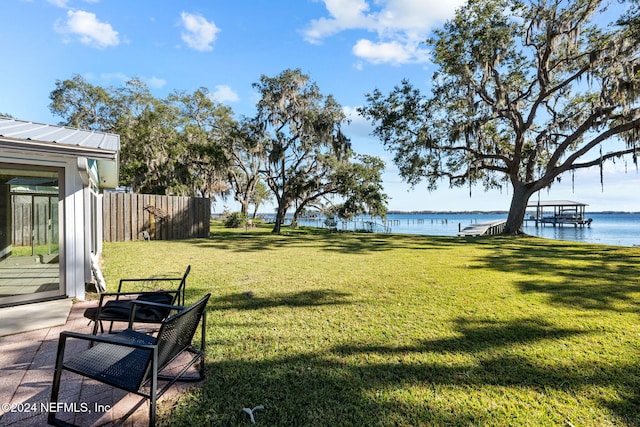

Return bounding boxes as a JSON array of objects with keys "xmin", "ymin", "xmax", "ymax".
[
  {"xmin": 457, "ymin": 220, "xmax": 507, "ymax": 237},
  {"xmin": 525, "ymin": 200, "xmax": 593, "ymax": 227}
]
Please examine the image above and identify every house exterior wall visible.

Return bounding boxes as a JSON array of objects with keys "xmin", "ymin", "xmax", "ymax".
[{"xmin": 65, "ymin": 162, "xmax": 90, "ymax": 300}]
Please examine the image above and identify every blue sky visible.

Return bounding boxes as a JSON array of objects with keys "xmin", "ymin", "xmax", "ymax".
[{"xmin": 1, "ymin": 0, "xmax": 638, "ymax": 213}]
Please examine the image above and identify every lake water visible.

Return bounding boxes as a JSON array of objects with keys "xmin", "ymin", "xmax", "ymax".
[{"xmin": 296, "ymin": 212, "xmax": 640, "ymax": 247}]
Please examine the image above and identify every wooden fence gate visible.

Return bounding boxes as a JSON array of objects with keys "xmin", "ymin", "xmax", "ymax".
[{"xmin": 103, "ymin": 193, "xmax": 210, "ymax": 242}]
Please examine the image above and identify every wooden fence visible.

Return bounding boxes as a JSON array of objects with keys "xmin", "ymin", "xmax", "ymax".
[
  {"xmin": 11, "ymin": 194, "xmax": 59, "ymax": 247},
  {"xmin": 102, "ymin": 193, "xmax": 210, "ymax": 242}
]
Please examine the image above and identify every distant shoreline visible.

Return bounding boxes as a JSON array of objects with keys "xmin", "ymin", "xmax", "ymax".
[
  {"xmin": 387, "ymin": 210, "xmax": 640, "ymax": 215},
  {"xmin": 249, "ymin": 210, "xmax": 640, "ymax": 216},
  {"xmin": 387, "ymin": 210, "xmax": 507, "ymax": 215}
]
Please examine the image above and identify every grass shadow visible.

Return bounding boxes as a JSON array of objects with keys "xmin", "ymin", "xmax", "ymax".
[
  {"xmin": 334, "ymin": 316, "xmax": 588, "ymax": 355},
  {"xmin": 470, "ymin": 237, "xmax": 640, "ymax": 312},
  {"xmin": 209, "ymin": 289, "xmax": 354, "ymax": 311},
  {"xmin": 163, "ymin": 314, "xmax": 640, "ymax": 426},
  {"xmin": 198, "ymin": 224, "xmax": 466, "ymax": 255}
]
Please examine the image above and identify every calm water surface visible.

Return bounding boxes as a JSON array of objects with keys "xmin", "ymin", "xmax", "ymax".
[{"xmin": 297, "ymin": 212, "xmax": 640, "ymax": 247}]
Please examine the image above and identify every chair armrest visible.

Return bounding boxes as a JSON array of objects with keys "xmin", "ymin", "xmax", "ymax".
[
  {"xmin": 59, "ymin": 330, "xmax": 156, "ymax": 350},
  {"xmin": 96, "ymin": 290, "xmax": 179, "ymax": 305},
  {"xmin": 129, "ymin": 300, "xmax": 185, "ymax": 311},
  {"xmin": 101, "ymin": 290, "xmax": 179, "ymax": 299},
  {"xmin": 117, "ymin": 277, "xmax": 184, "ymax": 293}
]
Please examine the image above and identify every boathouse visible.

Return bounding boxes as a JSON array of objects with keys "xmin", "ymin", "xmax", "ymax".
[{"xmin": 526, "ymin": 200, "xmax": 592, "ymax": 227}]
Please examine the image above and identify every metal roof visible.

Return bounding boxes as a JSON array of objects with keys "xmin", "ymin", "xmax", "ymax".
[
  {"xmin": 527, "ymin": 200, "xmax": 588, "ymax": 207},
  {"xmin": 0, "ymin": 117, "xmax": 120, "ymax": 152}
]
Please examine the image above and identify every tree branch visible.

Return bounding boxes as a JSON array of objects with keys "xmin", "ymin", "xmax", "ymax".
[{"xmin": 551, "ymin": 115, "xmax": 640, "ymax": 175}]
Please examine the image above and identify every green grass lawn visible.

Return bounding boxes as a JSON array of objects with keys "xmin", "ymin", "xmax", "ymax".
[{"xmin": 100, "ymin": 221, "xmax": 640, "ymax": 426}]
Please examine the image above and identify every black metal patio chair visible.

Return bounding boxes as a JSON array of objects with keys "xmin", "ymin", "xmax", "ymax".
[
  {"xmin": 83, "ymin": 265, "xmax": 190, "ymax": 335},
  {"xmin": 48, "ymin": 293, "xmax": 210, "ymax": 427}
]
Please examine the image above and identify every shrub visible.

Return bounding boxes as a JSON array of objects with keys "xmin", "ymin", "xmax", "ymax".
[{"xmin": 223, "ymin": 212, "xmax": 247, "ymax": 228}]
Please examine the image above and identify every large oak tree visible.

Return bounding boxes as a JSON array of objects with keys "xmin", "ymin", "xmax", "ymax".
[
  {"xmin": 360, "ymin": 0, "xmax": 640, "ymax": 234},
  {"xmin": 254, "ymin": 69, "xmax": 387, "ymax": 233},
  {"xmin": 223, "ymin": 118, "xmax": 267, "ymax": 216},
  {"xmin": 49, "ymin": 75, "xmax": 233, "ymax": 198}
]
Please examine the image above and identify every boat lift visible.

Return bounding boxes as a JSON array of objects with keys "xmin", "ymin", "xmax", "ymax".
[{"xmin": 525, "ymin": 200, "xmax": 593, "ymax": 227}]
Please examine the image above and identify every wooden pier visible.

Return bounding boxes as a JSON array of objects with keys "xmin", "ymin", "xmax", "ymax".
[{"xmin": 457, "ymin": 220, "xmax": 507, "ymax": 237}]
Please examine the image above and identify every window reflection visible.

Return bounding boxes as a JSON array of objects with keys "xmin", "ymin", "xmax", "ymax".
[{"xmin": 0, "ymin": 167, "xmax": 61, "ymax": 305}]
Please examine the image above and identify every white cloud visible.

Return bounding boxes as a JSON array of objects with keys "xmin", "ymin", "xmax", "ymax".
[
  {"xmin": 342, "ymin": 105, "xmax": 370, "ymax": 130},
  {"xmin": 147, "ymin": 76, "xmax": 167, "ymax": 89},
  {"xmin": 377, "ymin": 0, "xmax": 464, "ymax": 31},
  {"xmin": 91, "ymin": 73, "xmax": 166, "ymax": 89},
  {"xmin": 304, "ymin": 0, "xmax": 465, "ymax": 65},
  {"xmin": 180, "ymin": 12, "xmax": 220, "ymax": 52},
  {"xmin": 55, "ymin": 10, "xmax": 119, "ymax": 48},
  {"xmin": 99, "ymin": 72, "xmax": 128, "ymax": 83},
  {"xmin": 48, "ymin": 0, "xmax": 100, "ymax": 7},
  {"xmin": 304, "ymin": 0, "xmax": 374, "ymax": 43},
  {"xmin": 353, "ymin": 38, "xmax": 429, "ymax": 65},
  {"xmin": 210, "ymin": 85, "xmax": 239, "ymax": 103},
  {"xmin": 47, "ymin": 0, "xmax": 70, "ymax": 7},
  {"xmin": 341, "ymin": 105, "xmax": 378, "ymax": 151}
]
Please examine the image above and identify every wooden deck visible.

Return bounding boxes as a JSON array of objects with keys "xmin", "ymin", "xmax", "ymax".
[{"xmin": 457, "ymin": 220, "xmax": 507, "ymax": 237}]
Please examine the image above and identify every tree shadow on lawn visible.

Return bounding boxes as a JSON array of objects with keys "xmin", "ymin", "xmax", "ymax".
[
  {"xmin": 334, "ymin": 316, "xmax": 586, "ymax": 355},
  {"xmin": 199, "ymin": 228, "xmax": 462, "ymax": 254},
  {"xmin": 208, "ymin": 289, "xmax": 353, "ymax": 311},
  {"xmin": 164, "ymin": 315, "xmax": 640, "ymax": 426},
  {"xmin": 470, "ymin": 237, "xmax": 640, "ymax": 312}
]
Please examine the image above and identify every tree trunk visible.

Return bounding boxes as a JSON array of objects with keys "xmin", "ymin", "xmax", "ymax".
[
  {"xmin": 291, "ymin": 203, "xmax": 308, "ymax": 230},
  {"xmin": 271, "ymin": 159, "xmax": 288, "ymax": 233},
  {"xmin": 503, "ymin": 183, "xmax": 536, "ymax": 235},
  {"xmin": 240, "ymin": 199, "xmax": 249, "ymax": 216},
  {"xmin": 272, "ymin": 203, "xmax": 287, "ymax": 233}
]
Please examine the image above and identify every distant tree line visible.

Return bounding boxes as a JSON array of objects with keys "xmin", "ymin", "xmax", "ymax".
[{"xmin": 49, "ymin": 69, "xmax": 387, "ymax": 233}]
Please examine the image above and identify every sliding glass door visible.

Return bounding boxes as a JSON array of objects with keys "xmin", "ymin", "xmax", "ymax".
[{"xmin": 0, "ymin": 165, "xmax": 64, "ymax": 306}]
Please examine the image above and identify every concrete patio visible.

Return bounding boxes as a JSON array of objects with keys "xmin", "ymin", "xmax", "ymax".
[{"xmin": 0, "ymin": 299, "xmax": 202, "ymax": 426}]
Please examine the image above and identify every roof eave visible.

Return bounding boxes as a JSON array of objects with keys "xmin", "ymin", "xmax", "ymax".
[{"xmin": 0, "ymin": 137, "xmax": 118, "ymax": 161}]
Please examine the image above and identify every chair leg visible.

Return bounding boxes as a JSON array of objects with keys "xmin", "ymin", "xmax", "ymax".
[
  {"xmin": 91, "ymin": 318, "xmax": 100, "ymax": 335},
  {"xmin": 49, "ymin": 336, "xmax": 71, "ymax": 426},
  {"xmin": 149, "ymin": 348, "xmax": 158, "ymax": 427},
  {"xmin": 198, "ymin": 353, "xmax": 205, "ymax": 380},
  {"xmin": 149, "ymin": 395, "xmax": 156, "ymax": 427},
  {"xmin": 199, "ymin": 310, "xmax": 206, "ymax": 379},
  {"xmin": 90, "ymin": 319, "xmax": 102, "ymax": 348}
]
